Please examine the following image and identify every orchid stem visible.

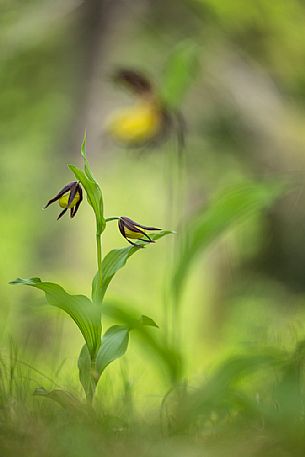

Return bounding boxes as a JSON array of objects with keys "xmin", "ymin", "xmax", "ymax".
[
  {"xmin": 105, "ymin": 216, "xmax": 120, "ymax": 223},
  {"xmin": 96, "ymin": 233, "xmax": 102, "ymax": 290}
]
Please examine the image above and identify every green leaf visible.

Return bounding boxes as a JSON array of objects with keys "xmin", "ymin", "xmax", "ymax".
[
  {"xmin": 98, "ymin": 300, "xmax": 182, "ymax": 382},
  {"xmin": 172, "ymin": 181, "xmax": 285, "ymax": 303},
  {"xmin": 139, "ymin": 314, "xmax": 159, "ymax": 328},
  {"xmin": 78, "ymin": 344, "xmax": 97, "ymax": 401},
  {"xmin": 96, "ymin": 325, "xmax": 129, "ymax": 376},
  {"xmin": 93, "ymin": 310, "xmax": 160, "ymax": 378},
  {"xmin": 161, "ymin": 39, "xmax": 200, "ymax": 109},
  {"xmin": 102, "ymin": 302, "xmax": 159, "ymax": 330},
  {"xmin": 69, "ymin": 164, "xmax": 105, "ymax": 235},
  {"xmin": 10, "ymin": 278, "xmax": 101, "ymax": 356},
  {"xmin": 34, "ymin": 387, "xmax": 83, "ymax": 411},
  {"xmin": 80, "ymin": 131, "xmax": 95, "ymax": 181},
  {"xmin": 92, "ymin": 230, "xmax": 174, "ymax": 303},
  {"xmin": 91, "ymin": 272, "xmax": 103, "ymax": 306},
  {"xmin": 103, "ymin": 300, "xmax": 182, "ymax": 383},
  {"xmin": 69, "ymin": 134, "xmax": 105, "ymax": 235},
  {"xmin": 188, "ymin": 350, "xmax": 285, "ymax": 417}
]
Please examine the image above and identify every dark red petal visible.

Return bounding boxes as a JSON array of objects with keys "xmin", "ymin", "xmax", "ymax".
[
  {"xmin": 71, "ymin": 197, "xmax": 82, "ymax": 218},
  {"xmin": 67, "ymin": 182, "xmax": 78, "ymax": 208},
  {"xmin": 112, "ymin": 68, "xmax": 152, "ymax": 95},
  {"xmin": 120, "ymin": 216, "xmax": 161, "ymax": 232},
  {"xmin": 118, "ymin": 218, "xmax": 124, "ymax": 236},
  {"xmin": 44, "ymin": 182, "xmax": 78, "ymax": 209},
  {"xmin": 57, "ymin": 208, "xmax": 68, "ymax": 220}
]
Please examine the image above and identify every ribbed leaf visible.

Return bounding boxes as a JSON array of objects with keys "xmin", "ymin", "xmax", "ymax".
[
  {"xmin": 10, "ymin": 278, "xmax": 101, "ymax": 356},
  {"xmin": 96, "ymin": 313, "xmax": 160, "ymax": 377},
  {"xmin": 34, "ymin": 387, "xmax": 83, "ymax": 411},
  {"xmin": 172, "ymin": 181, "xmax": 285, "ymax": 303},
  {"xmin": 92, "ymin": 230, "xmax": 173, "ymax": 303},
  {"xmin": 69, "ymin": 134, "xmax": 105, "ymax": 235},
  {"xmin": 96, "ymin": 325, "xmax": 129, "ymax": 375},
  {"xmin": 80, "ymin": 131, "xmax": 95, "ymax": 182},
  {"xmin": 78, "ymin": 344, "xmax": 97, "ymax": 401},
  {"xmin": 103, "ymin": 300, "xmax": 182, "ymax": 383}
]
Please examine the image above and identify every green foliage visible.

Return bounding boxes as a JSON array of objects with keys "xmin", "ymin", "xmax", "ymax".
[
  {"xmin": 10, "ymin": 133, "xmax": 174, "ymax": 404},
  {"xmin": 103, "ymin": 301, "xmax": 182, "ymax": 383},
  {"xmin": 34, "ymin": 387, "xmax": 83, "ymax": 412},
  {"xmin": 172, "ymin": 181, "xmax": 285, "ymax": 303},
  {"xmin": 139, "ymin": 314, "xmax": 159, "ymax": 328},
  {"xmin": 4, "ymin": 1, "xmax": 305, "ymax": 454},
  {"xmin": 78, "ymin": 314, "xmax": 160, "ymax": 400},
  {"xmin": 69, "ymin": 134, "xmax": 105, "ymax": 235},
  {"xmin": 10, "ymin": 278, "xmax": 102, "ymax": 357},
  {"xmin": 78, "ymin": 344, "xmax": 97, "ymax": 402},
  {"xmin": 92, "ymin": 230, "xmax": 174, "ymax": 303},
  {"xmin": 96, "ymin": 325, "xmax": 130, "ymax": 375},
  {"xmin": 161, "ymin": 39, "xmax": 199, "ymax": 109},
  {"xmin": 193, "ymin": 351, "xmax": 285, "ymax": 409},
  {"xmin": 2, "ymin": 336, "xmax": 305, "ymax": 457},
  {"xmin": 96, "ymin": 313, "xmax": 160, "ymax": 377},
  {"xmin": 161, "ymin": 348, "xmax": 287, "ymax": 435}
]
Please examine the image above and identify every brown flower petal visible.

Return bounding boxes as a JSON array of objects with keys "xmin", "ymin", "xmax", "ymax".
[{"xmin": 112, "ymin": 68, "xmax": 153, "ymax": 95}]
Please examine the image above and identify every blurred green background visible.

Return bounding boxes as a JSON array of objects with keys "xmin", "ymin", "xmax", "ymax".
[{"xmin": 2, "ymin": 1, "xmax": 305, "ymax": 456}]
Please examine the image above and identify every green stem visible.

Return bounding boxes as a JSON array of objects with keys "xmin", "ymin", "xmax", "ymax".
[
  {"xmin": 88, "ymin": 232, "xmax": 103, "ymax": 405},
  {"xmin": 105, "ymin": 216, "xmax": 120, "ymax": 223},
  {"xmin": 95, "ymin": 214, "xmax": 116, "ymax": 287},
  {"xmin": 96, "ymin": 233, "xmax": 102, "ymax": 289}
]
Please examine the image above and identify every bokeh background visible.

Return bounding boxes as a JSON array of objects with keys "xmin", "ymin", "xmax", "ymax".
[{"xmin": 2, "ymin": 1, "xmax": 305, "ymax": 455}]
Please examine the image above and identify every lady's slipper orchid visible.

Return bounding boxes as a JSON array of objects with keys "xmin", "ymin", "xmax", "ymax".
[
  {"xmin": 106, "ymin": 68, "xmax": 172, "ymax": 147},
  {"xmin": 106, "ymin": 101, "xmax": 169, "ymax": 147},
  {"xmin": 44, "ymin": 181, "xmax": 83, "ymax": 220},
  {"xmin": 118, "ymin": 216, "xmax": 161, "ymax": 246}
]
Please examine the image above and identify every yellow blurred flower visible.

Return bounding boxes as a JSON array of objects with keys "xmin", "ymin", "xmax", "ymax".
[
  {"xmin": 106, "ymin": 68, "xmax": 172, "ymax": 147},
  {"xmin": 106, "ymin": 101, "xmax": 165, "ymax": 147}
]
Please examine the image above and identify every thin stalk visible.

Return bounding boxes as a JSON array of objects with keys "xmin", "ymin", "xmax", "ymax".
[
  {"xmin": 96, "ymin": 233, "xmax": 103, "ymax": 289},
  {"xmin": 164, "ymin": 117, "xmax": 187, "ymax": 363},
  {"xmin": 105, "ymin": 216, "xmax": 120, "ymax": 223},
  {"xmin": 87, "ymin": 230, "xmax": 103, "ymax": 405},
  {"xmin": 171, "ymin": 123, "xmax": 186, "ymax": 351}
]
